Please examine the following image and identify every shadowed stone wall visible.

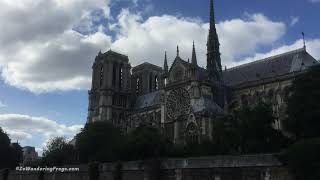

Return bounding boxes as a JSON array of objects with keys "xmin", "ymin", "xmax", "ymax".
[{"xmin": 2, "ymin": 154, "xmax": 293, "ymax": 180}]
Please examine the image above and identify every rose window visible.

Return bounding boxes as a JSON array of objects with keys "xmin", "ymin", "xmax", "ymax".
[{"xmin": 166, "ymin": 88, "xmax": 191, "ymax": 120}]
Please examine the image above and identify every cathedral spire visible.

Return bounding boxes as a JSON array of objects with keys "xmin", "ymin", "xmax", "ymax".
[
  {"xmin": 164, "ymin": 51, "xmax": 168, "ymax": 73},
  {"xmin": 210, "ymin": 0, "xmax": 216, "ymax": 29},
  {"xmin": 207, "ymin": 0, "xmax": 222, "ymax": 81},
  {"xmin": 176, "ymin": 45, "xmax": 180, "ymax": 57},
  {"xmin": 192, "ymin": 41, "xmax": 198, "ymax": 66}
]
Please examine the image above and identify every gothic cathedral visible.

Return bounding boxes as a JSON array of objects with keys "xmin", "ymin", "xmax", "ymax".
[{"xmin": 87, "ymin": 0, "xmax": 318, "ymax": 144}]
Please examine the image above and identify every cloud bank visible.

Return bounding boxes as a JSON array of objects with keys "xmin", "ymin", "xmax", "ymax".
[
  {"xmin": 0, "ymin": 113, "xmax": 83, "ymax": 154},
  {"xmin": 0, "ymin": 0, "xmax": 295, "ymax": 93}
]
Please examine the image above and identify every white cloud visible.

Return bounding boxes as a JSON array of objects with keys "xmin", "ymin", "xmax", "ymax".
[
  {"xmin": 290, "ymin": 16, "xmax": 299, "ymax": 26},
  {"xmin": 111, "ymin": 10, "xmax": 286, "ymax": 69},
  {"xmin": 1, "ymin": 0, "xmax": 317, "ymax": 94},
  {"xmin": 0, "ymin": 113, "xmax": 83, "ymax": 155},
  {"xmin": 1, "ymin": 30, "xmax": 111, "ymax": 93},
  {"xmin": 230, "ymin": 39, "xmax": 320, "ymax": 67},
  {"xmin": 0, "ymin": 0, "xmax": 111, "ymax": 93},
  {"xmin": 309, "ymin": 0, "xmax": 320, "ymax": 3},
  {"xmin": 218, "ymin": 13, "xmax": 286, "ymax": 63}
]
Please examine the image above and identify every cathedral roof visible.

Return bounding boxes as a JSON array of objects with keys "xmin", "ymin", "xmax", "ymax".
[
  {"xmin": 132, "ymin": 62, "xmax": 162, "ymax": 72},
  {"xmin": 134, "ymin": 91, "xmax": 161, "ymax": 110},
  {"xmin": 104, "ymin": 50, "xmax": 128, "ymax": 58},
  {"xmin": 192, "ymin": 96, "xmax": 224, "ymax": 114},
  {"xmin": 223, "ymin": 48, "xmax": 318, "ymax": 87}
]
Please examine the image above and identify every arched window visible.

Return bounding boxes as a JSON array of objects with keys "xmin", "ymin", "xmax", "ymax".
[
  {"xmin": 149, "ymin": 73, "xmax": 153, "ymax": 92},
  {"xmin": 155, "ymin": 76, "xmax": 159, "ymax": 90},
  {"xmin": 112, "ymin": 64, "xmax": 117, "ymax": 87},
  {"xmin": 185, "ymin": 122, "xmax": 199, "ymax": 145},
  {"xmin": 100, "ymin": 66, "xmax": 104, "ymax": 87},
  {"xmin": 119, "ymin": 65, "xmax": 123, "ymax": 89},
  {"xmin": 136, "ymin": 78, "xmax": 140, "ymax": 94}
]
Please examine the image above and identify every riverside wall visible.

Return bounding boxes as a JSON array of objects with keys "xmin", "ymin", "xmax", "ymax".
[{"xmin": 1, "ymin": 154, "xmax": 293, "ymax": 180}]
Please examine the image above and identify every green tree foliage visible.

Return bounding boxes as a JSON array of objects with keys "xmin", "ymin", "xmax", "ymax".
[
  {"xmin": 42, "ymin": 137, "xmax": 76, "ymax": 166},
  {"xmin": 211, "ymin": 115, "xmax": 241, "ymax": 155},
  {"xmin": 280, "ymin": 138, "xmax": 320, "ymax": 180},
  {"xmin": 10, "ymin": 143, "xmax": 23, "ymax": 166},
  {"xmin": 61, "ymin": 102, "xmax": 290, "ymax": 166},
  {"xmin": 284, "ymin": 65, "xmax": 320, "ymax": 139},
  {"xmin": 234, "ymin": 103, "xmax": 288, "ymax": 154},
  {"xmin": 0, "ymin": 127, "xmax": 23, "ymax": 169},
  {"xmin": 76, "ymin": 122, "xmax": 172, "ymax": 162},
  {"xmin": 76, "ymin": 122, "xmax": 126, "ymax": 163},
  {"xmin": 125, "ymin": 125, "xmax": 172, "ymax": 160}
]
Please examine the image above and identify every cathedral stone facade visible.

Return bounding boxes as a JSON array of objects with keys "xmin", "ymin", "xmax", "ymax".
[{"xmin": 87, "ymin": 0, "xmax": 318, "ymax": 144}]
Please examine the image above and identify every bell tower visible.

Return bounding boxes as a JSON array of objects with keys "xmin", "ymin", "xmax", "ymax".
[{"xmin": 88, "ymin": 50, "xmax": 131, "ymax": 124}]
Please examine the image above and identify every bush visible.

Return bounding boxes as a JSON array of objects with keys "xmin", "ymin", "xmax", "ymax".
[
  {"xmin": 280, "ymin": 138, "xmax": 320, "ymax": 180},
  {"xmin": 88, "ymin": 162, "xmax": 100, "ymax": 180}
]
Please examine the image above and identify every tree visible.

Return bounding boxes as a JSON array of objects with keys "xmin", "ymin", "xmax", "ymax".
[
  {"xmin": 211, "ymin": 115, "xmax": 241, "ymax": 155},
  {"xmin": 0, "ymin": 127, "xmax": 23, "ymax": 169},
  {"xmin": 125, "ymin": 125, "xmax": 172, "ymax": 160},
  {"xmin": 234, "ymin": 103, "xmax": 288, "ymax": 153},
  {"xmin": 10, "ymin": 143, "xmax": 23, "ymax": 167},
  {"xmin": 284, "ymin": 65, "xmax": 320, "ymax": 139},
  {"xmin": 76, "ymin": 122, "xmax": 126, "ymax": 163},
  {"xmin": 41, "ymin": 137, "xmax": 76, "ymax": 166}
]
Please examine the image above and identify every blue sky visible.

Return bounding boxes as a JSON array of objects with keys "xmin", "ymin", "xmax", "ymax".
[{"xmin": 0, "ymin": 0, "xmax": 319, "ymax": 155}]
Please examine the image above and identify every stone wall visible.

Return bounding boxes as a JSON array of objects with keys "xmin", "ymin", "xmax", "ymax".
[{"xmin": 2, "ymin": 154, "xmax": 293, "ymax": 180}]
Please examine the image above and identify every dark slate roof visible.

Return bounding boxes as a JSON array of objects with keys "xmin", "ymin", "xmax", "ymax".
[
  {"xmin": 132, "ymin": 62, "xmax": 163, "ymax": 72},
  {"xmin": 134, "ymin": 91, "xmax": 161, "ymax": 109},
  {"xmin": 223, "ymin": 48, "xmax": 318, "ymax": 86},
  {"xmin": 104, "ymin": 50, "xmax": 128, "ymax": 58},
  {"xmin": 169, "ymin": 56, "xmax": 209, "ymax": 81},
  {"xmin": 192, "ymin": 96, "xmax": 224, "ymax": 114}
]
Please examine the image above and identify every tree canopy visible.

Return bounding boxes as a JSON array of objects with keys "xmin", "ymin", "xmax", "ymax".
[
  {"xmin": 234, "ymin": 103, "xmax": 288, "ymax": 154},
  {"xmin": 124, "ymin": 125, "xmax": 172, "ymax": 160},
  {"xmin": 0, "ymin": 127, "xmax": 23, "ymax": 169},
  {"xmin": 42, "ymin": 137, "xmax": 76, "ymax": 166},
  {"xmin": 284, "ymin": 65, "xmax": 320, "ymax": 139},
  {"xmin": 76, "ymin": 122, "xmax": 126, "ymax": 163}
]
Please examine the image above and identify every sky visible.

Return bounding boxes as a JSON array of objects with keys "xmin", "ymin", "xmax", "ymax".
[{"xmin": 0, "ymin": 0, "xmax": 319, "ymax": 155}]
